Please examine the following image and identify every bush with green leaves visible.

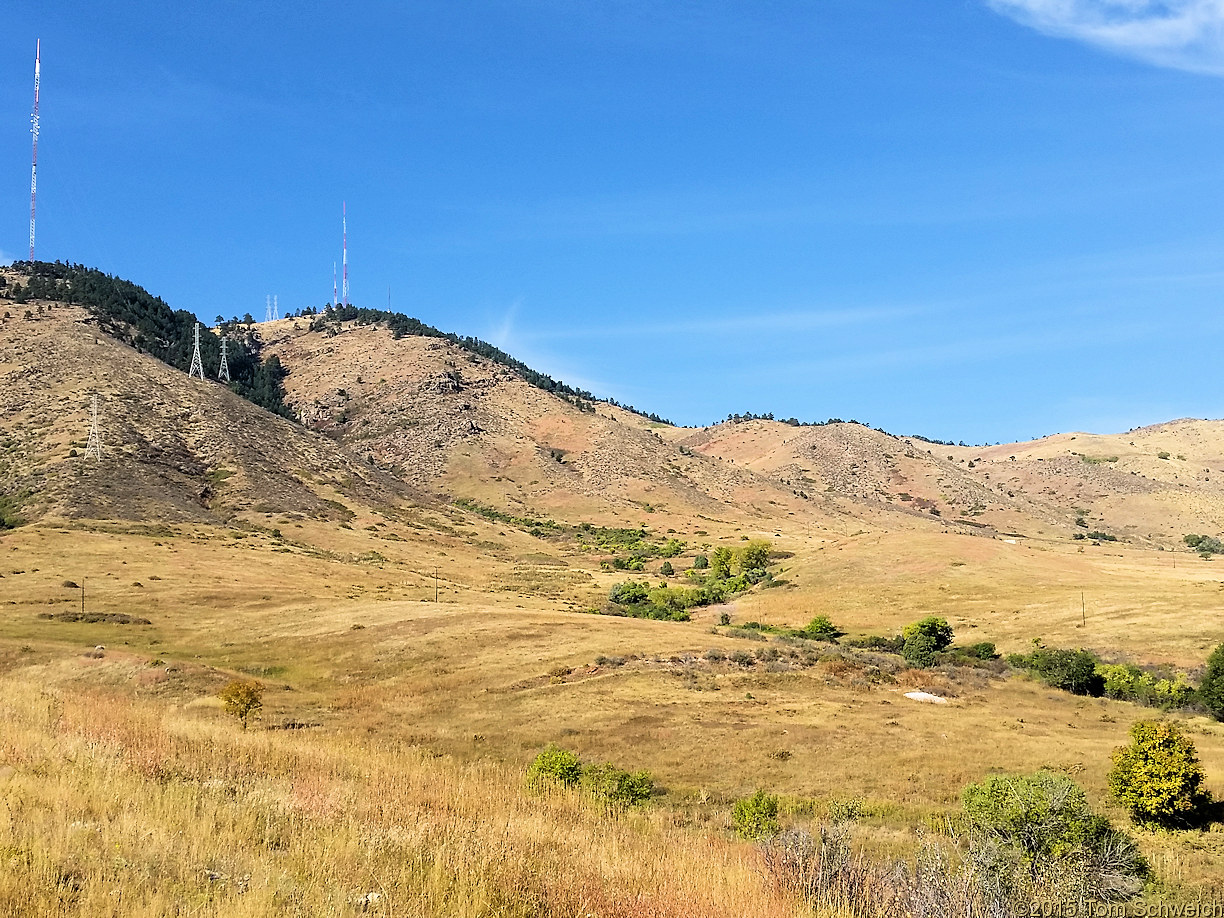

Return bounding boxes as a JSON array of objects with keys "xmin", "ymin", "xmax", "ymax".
[
  {"xmin": 736, "ymin": 540, "xmax": 771, "ymax": 574},
  {"xmin": 1184, "ymin": 534, "xmax": 1224, "ymax": 556},
  {"xmin": 733, "ymin": 789, "xmax": 780, "ymax": 839},
  {"xmin": 962, "ymin": 771, "xmax": 1145, "ymax": 899},
  {"xmin": 800, "ymin": 615, "xmax": 841, "ymax": 641},
  {"xmin": 658, "ymin": 560, "xmax": 674, "ymax": 576},
  {"xmin": 1096, "ymin": 663, "xmax": 1193, "ymax": 709},
  {"xmin": 527, "ymin": 744, "xmax": 583, "ymax": 787},
  {"xmin": 902, "ymin": 633, "xmax": 940, "ymax": 668},
  {"xmin": 1200, "ymin": 642, "xmax": 1224, "ymax": 721},
  {"xmin": 902, "ymin": 616, "xmax": 954, "ymax": 651},
  {"xmin": 1108, "ymin": 721, "xmax": 1212, "ymax": 829},
  {"xmin": 692, "ymin": 555, "xmax": 709, "ymax": 570},
  {"xmin": 710, "ymin": 546, "xmax": 734, "ymax": 580},
  {"xmin": 579, "ymin": 762, "xmax": 654, "ymax": 806},
  {"xmin": 1007, "ymin": 645, "xmax": 1104, "ymax": 696}
]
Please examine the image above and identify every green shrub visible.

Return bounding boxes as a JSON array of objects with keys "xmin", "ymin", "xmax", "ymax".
[
  {"xmin": 1184, "ymin": 534, "xmax": 1224, "ymax": 555},
  {"xmin": 659, "ymin": 560, "xmax": 674, "ymax": 576},
  {"xmin": 1008, "ymin": 645, "xmax": 1103, "ymax": 696},
  {"xmin": 1108, "ymin": 722, "xmax": 1212, "ymax": 829},
  {"xmin": 1199, "ymin": 643, "xmax": 1224, "ymax": 721},
  {"xmin": 962, "ymin": 771, "xmax": 1146, "ymax": 900},
  {"xmin": 800, "ymin": 615, "xmax": 841, "ymax": 641},
  {"xmin": 733, "ymin": 789, "xmax": 780, "ymax": 839},
  {"xmin": 958, "ymin": 641, "xmax": 998, "ymax": 660},
  {"xmin": 902, "ymin": 633, "xmax": 939, "ymax": 668},
  {"xmin": 579, "ymin": 762, "xmax": 653, "ymax": 805},
  {"xmin": 692, "ymin": 555, "xmax": 709, "ymax": 570},
  {"xmin": 902, "ymin": 616, "xmax": 953, "ymax": 651},
  {"xmin": 736, "ymin": 540, "xmax": 771, "ymax": 574},
  {"xmin": 527, "ymin": 744, "xmax": 582, "ymax": 787},
  {"xmin": 608, "ymin": 581, "xmax": 650, "ymax": 606},
  {"xmin": 1096, "ymin": 663, "xmax": 1193, "ymax": 709}
]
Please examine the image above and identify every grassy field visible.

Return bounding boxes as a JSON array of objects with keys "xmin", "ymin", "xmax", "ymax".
[{"xmin": 5, "ymin": 513, "xmax": 1224, "ymax": 913}]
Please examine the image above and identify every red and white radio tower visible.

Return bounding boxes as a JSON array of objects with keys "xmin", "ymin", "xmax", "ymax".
[
  {"xmin": 342, "ymin": 201, "xmax": 349, "ymax": 306},
  {"xmin": 29, "ymin": 40, "xmax": 41, "ymax": 261}
]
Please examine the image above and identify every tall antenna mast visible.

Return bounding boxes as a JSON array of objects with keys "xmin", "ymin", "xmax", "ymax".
[
  {"xmin": 188, "ymin": 322, "xmax": 206, "ymax": 380},
  {"xmin": 342, "ymin": 201, "xmax": 349, "ymax": 306},
  {"xmin": 218, "ymin": 335, "xmax": 231, "ymax": 382},
  {"xmin": 333, "ymin": 262, "xmax": 338, "ymax": 306},
  {"xmin": 84, "ymin": 393, "xmax": 103, "ymax": 460},
  {"xmin": 29, "ymin": 39, "xmax": 41, "ymax": 261}
]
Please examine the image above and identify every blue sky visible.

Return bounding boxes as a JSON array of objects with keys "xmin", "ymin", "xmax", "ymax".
[{"xmin": 4, "ymin": 1, "xmax": 1224, "ymax": 443}]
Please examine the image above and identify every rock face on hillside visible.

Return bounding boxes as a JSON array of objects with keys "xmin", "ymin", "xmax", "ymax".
[{"xmin": 0, "ymin": 302, "xmax": 416, "ymax": 525}]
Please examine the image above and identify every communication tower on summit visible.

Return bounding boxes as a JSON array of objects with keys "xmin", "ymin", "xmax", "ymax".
[
  {"xmin": 218, "ymin": 335, "xmax": 231, "ymax": 382},
  {"xmin": 29, "ymin": 40, "xmax": 41, "ymax": 261},
  {"xmin": 84, "ymin": 393, "xmax": 103, "ymax": 460},
  {"xmin": 342, "ymin": 202, "xmax": 349, "ymax": 306},
  {"xmin": 188, "ymin": 322, "xmax": 206, "ymax": 380}
]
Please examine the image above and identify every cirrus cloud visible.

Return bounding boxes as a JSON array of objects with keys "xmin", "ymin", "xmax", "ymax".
[{"xmin": 987, "ymin": 0, "xmax": 1224, "ymax": 75}]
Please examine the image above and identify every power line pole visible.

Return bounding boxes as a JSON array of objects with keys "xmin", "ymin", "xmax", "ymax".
[
  {"xmin": 188, "ymin": 322, "xmax": 205, "ymax": 380},
  {"xmin": 84, "ymin": 393, "xmax": 103, "ymax": 460}
]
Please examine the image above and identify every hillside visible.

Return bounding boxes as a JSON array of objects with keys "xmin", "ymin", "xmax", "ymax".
[
  {"xmin": 256, "ymin": 315, "xmax": 833, "ymax": 529},
  {"xmin": 0, "ymin": 300, "xmax": 414, "ymax": 527},
  {"xmin": 6, "ymin": 268, "xmax": 1224, "ymax": 911},
  {"xmin": 670, "ymin": 416, "xmax": 1224, "ymax": 549}
]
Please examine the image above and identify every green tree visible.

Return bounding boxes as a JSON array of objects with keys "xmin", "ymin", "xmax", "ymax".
[
  {"xmin": 736, "ymin": 540, "xmax": 771, "ymax": 573},
  {"xmin": 1108, "ymin": 721, "xmax": 1212, "ymax": 829},
  {"xmin": 218, "ymin": 679, "xmax": 264, "ymax": 730},
  {"xmin": 659, "ymin": 560, "xmax": 674, "ymax": 577},
  {"xmin": 710, "ymin": 546, "xmax": 734, "ymax": 580},
  {"xmin": 902, "ymin": 616, "xmax": 954, "ymax": 651},
  {"xmin": 732, "ymin": 789, "xmax": 780, "ymax": 839},
  {"xmin": 1199, "ymin": 643, "xmax": 1224, "ymax": 721}
]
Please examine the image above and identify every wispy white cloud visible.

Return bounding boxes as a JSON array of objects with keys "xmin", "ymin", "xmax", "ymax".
[{"xmin": 987, "ymin": 0, "xmax": 1224, "ymax": 75}]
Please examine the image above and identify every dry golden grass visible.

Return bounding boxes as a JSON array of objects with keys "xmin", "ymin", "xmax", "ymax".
[
  {"xmin": 0, "ymin": 675, "xmax": 822, "ymax": 918},
  {"xmin": 9, "ymin": 300, "xmax": 1224, "ymax": 909}
]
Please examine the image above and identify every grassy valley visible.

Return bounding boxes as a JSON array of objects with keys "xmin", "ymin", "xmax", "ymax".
[{"xmin": 4, "ymin": 267, "xmax": 1224, "ymax": 914}]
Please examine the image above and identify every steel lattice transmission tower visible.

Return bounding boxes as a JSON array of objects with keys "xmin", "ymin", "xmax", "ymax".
[
  {"xmin": 218, "ymin": 335, "xmax": 231, "ymax": 382},
  {"xmin": 29, "ymin": 40, "xmax": 41, "ymax": 260},
  {"xmin": 84, "ymin": 393, "xmax": 103, "ymax": 460},
  {"xmin": 188, "ymin": 322, "xmax": 206, "ymax": 380}
]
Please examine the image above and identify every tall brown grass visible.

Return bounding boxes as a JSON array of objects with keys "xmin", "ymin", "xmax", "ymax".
[{"xmin": 0, "ymin": 676, "xmax": 811, "ymax": 917}]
